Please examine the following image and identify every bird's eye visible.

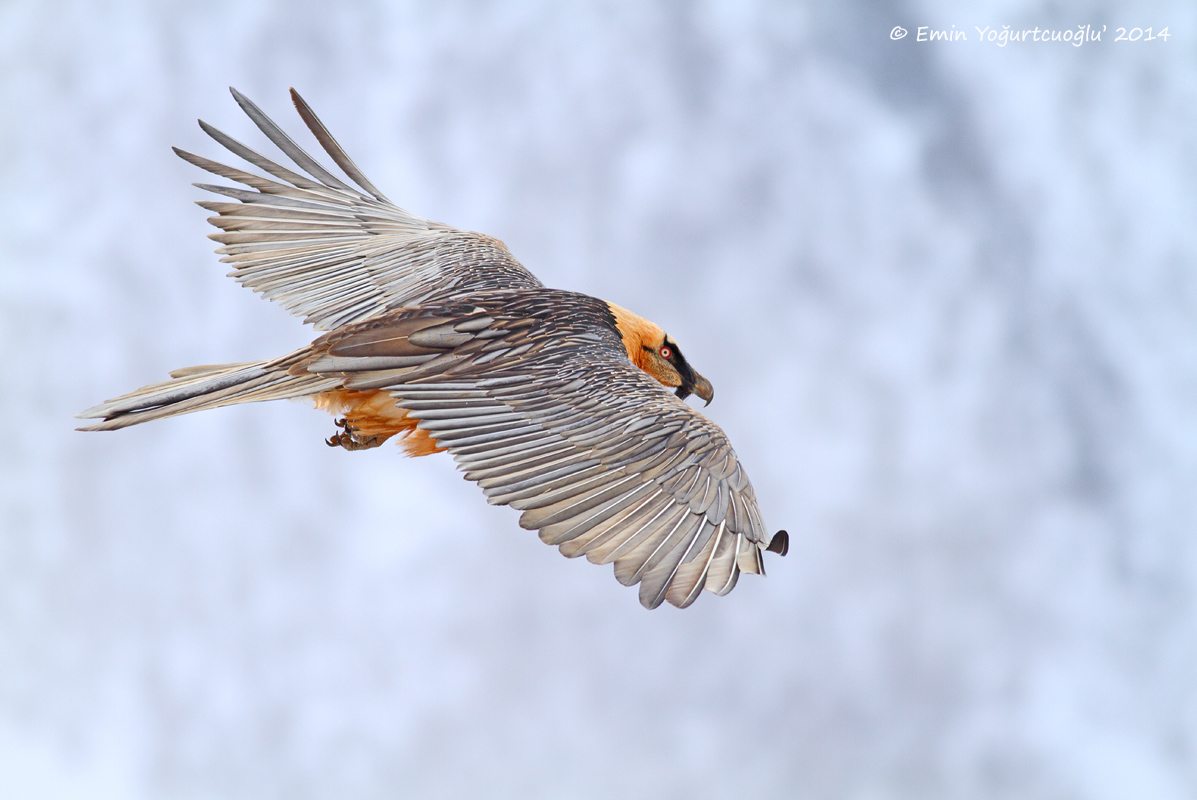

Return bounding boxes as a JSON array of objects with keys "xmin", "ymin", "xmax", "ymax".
[{"xmin": 659, "ymin": 346, "xmax": 672, "ymax": 359}]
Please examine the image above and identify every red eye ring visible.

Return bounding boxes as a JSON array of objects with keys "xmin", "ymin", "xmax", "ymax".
[{"xmin": 659, "ymin": 346, "xmax": 672, "ymax": 358}]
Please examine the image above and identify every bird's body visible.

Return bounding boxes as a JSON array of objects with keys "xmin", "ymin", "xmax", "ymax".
[{"xmin": 78, "ymin": 88, "xmax": 786, "ymax": 608}]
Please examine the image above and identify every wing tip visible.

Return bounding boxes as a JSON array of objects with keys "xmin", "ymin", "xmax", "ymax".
[
  {"xmin": 289, "ymin": 87, "xmax": 311, "ymax": 120},
  {"xmin": 638, "ymin": 587, "xmax": 667, "ymax": 610},
  {"xmin": 196, "ymin": 118, "xmax": 221, "ymax": 139},
  {"xmin": 766, "ymin": 529, "xmax": 789, "ymax": 556}
]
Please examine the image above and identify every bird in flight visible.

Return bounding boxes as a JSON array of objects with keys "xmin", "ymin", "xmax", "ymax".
[{"xmin": 77, "ymin": 88, "xmax": 788, "ymax": 609}]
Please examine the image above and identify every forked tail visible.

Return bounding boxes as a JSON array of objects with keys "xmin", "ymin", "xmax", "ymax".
[{"xmin": 76, "ymin": 358, "xmax": 338, "ymax": 431}]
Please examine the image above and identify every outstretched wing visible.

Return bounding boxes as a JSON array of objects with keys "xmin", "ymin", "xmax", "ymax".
[
  {"xmin": 178, "ymin": 88, "xmax": 542, "ymax": 331},
  {"xmin": 306, "ymin": 292, "xmax": 776, "ymax": 609}
]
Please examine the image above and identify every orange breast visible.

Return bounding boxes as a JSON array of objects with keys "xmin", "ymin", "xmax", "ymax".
[{"xmin": 312, "ymin": 389, "xmax": 445, "ymax": 457}]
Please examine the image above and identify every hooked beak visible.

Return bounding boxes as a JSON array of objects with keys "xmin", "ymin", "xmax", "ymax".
[{"xmin": 675, "ymin": 372, "xmax": 714, "ymax": 407}]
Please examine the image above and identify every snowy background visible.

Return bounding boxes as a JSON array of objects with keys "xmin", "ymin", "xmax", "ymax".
[{"xmin": 2, "ymin": 1, "xmax": 1195, "ymax": 798}]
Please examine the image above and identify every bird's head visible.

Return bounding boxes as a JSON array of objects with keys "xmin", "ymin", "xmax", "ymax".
[{"xmin": 606, "ymin": 303, "xmax": 714, "ymax": 406}]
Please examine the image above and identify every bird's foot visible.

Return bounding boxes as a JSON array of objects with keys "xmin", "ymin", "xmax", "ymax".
[{"xmin": 326, "ymin": 417, "xmax": 386, "ymax": 451}]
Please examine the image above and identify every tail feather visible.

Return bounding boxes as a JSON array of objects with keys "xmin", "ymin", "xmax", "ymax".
[
  {"xmin": 76, "ymin": 358, "xmax": 339, "ymax": 431},
  {"xmin": 168, "ymin": 362, "xmax": 258, "ymax": 379}
]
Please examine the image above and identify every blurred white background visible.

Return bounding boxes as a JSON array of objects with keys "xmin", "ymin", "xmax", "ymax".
[{"xmin": 2, "ymin": 1, "xmax": 1195, "ymax": 797}]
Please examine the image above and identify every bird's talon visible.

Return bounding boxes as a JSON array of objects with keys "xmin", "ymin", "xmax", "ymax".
[{"xmin": 326, "ymin": 419, "xmax": 386, "ymax": 451}]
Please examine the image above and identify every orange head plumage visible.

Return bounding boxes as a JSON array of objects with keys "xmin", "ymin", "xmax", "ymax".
[{"xmin": 606, "ymin": 302, "xmax": 714, "ymax": 405}]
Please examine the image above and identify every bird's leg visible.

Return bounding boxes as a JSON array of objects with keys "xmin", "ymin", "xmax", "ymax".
[{"xmin": 326, "ymin": 417, "xmax": 387, "ymax": 451}]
